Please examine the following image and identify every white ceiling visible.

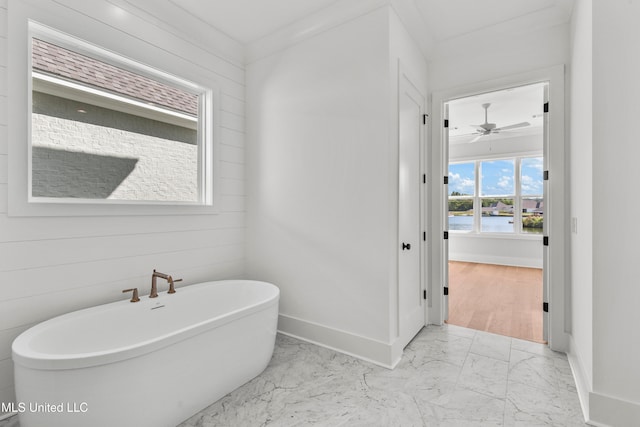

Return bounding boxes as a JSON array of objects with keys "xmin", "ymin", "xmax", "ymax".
[
  {"xmin": 167, "ymin": 0, "xmax": 341, "ymax": 44},
  {"xmin": 125, "ymin": 0, "xmax": 575, "ymax": 49},
  {"xmin": 414, "ymin": 0, "xmax": 572, "ymax": 43},
  {"xmin": 115, "ymin": 0, "xmax": 571, "ymax": 140},
  {"xmin": 448, "ymin": 83, "xmax": 545, "ymax": 144}
]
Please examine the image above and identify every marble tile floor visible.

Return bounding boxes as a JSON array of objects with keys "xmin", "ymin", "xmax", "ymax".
[
  {"xmin": 179, "ymin": 324, "xmax": 585, "ymax": 427},
  {"xmin": 0, "ymin": 324, "xmax": 586, "ymax": 427}
]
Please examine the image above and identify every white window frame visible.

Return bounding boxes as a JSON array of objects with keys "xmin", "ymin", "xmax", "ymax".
[
  {"xmin": 8, "ymin": 21, "xmax": 221, "ymax": 216},
  {"xmin": 447, "ymin": 160, "xmax": 476, "ymax": 232},
  {"xmin": 448, "ymin": 155, "xmax": 543, "ymax": 236}
]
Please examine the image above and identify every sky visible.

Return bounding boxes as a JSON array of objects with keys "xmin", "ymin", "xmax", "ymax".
[{"xmin": 449, "ymin": 157, "xmax": 543, "ymax": 197}]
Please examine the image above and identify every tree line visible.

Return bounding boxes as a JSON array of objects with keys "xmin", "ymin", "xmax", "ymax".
[{"xmin": 449, "ymin": 192, "xmax": 514, "ymax": 212}]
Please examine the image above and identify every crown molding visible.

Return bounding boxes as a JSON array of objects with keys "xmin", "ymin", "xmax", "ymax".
[{"xmin": 245, "ymin": 0, "xmax": 388, "ymax": 64}]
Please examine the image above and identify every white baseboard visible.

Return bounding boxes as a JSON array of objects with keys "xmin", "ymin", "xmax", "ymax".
[
  {"xmin": 449, "ymin": 253, "xmax": 542, "ymax": 269},
  {"xmin": 277, "ymin": 314, "xmax": 400, "ymax": 369},
  {"xmin": 567, "ymin": 337, "xmax": 640, "ymax": 427},
  {"xmin": 589, "ymin": 391, "xmax": 640, "ymax": 427},
  {"xmin": 567, "ymin": 338, "xmax": 592, "ymax": 423}
]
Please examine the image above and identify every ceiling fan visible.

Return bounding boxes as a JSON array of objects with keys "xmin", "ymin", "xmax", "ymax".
[{"xmin": 469, "ymin": 103, "xmax": 530, "ymax": 142}]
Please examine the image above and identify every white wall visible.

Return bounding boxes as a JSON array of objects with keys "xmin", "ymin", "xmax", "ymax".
[
  {"xmin": 247, "ymin": 5, "xmax": 392, "ymax": 356},
  {"xmin": 568, "ymin": 1, "xmax": 640, "ymax": 424},
  {"xmin": 567, "ymin": 0, "xmax": 593, "ymax": 420},
  {"xmin": 429, "ymin": 21, "xmax": 571, "ymax": 93},
  {"xmin": 590, "ymin": 0, "xmax": 640, "ymax": 424},
  {"xmin": 0, "ymin": 0, "xmax": 246, "ymax": 415},
  {"xmin": 246, "ymin": 5, "xmax": 427, "ymax": 367},
  {"xmin": 449, "ymin": 133, "xmax": 542, "ymax": 161},
  {"xmin": 449, "ymin": 236, "xmax": 542, "ymax": 268}
]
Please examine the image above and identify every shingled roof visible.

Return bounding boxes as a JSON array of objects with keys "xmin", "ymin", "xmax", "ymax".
[{"xmin": 32, "ymin": 38, "xmax": 198, "ymax": 116}]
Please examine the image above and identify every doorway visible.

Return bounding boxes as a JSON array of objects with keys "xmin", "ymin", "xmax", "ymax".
[
  {"xmin": 430, "ymin": 67, "xmax": 568, "ymax": 352},
  {"xmin": 444, "ymin": 83, "xmax": 546, "ymax": 343}
]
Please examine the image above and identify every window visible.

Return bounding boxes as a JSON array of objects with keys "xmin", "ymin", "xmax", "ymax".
[
  {"xmin": 448, "ymin": 162, "xmax": 475, "ymax": 231},
  {"xmin": 448, "ymin": 156, "xmax": 543, "ymax": 235},
  {"xmin": 480, "ymin": 159, "xmax": 515, "ymax": 233},
  {"xmin": 29, "ymin": 23, "xmax": 214, "ymax": 206},
  {"xmin": 520, "ymin": 157, "xmax": 544, "ymax": 234}
]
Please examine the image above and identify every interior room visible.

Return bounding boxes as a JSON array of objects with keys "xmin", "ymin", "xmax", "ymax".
[
  {"xmin": 1, "ymin": 0, "xmax": 639, "ymax": 426},
  {"xmin": 446, "ymin": 83, "xmax": 546, "ymax": 343}
]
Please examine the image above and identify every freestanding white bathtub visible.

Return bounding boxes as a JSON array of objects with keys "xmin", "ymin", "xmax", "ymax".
[{"xmin": 12, "ymin": 280, "xmax": 279, "ymax": 427}]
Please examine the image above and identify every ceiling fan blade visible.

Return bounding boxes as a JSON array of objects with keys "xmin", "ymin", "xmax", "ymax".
[
  {"xmin": 470, "ymin": 134, "xmax": 483, "ymax": 143},
  {"xmin": 473, "ymin": 123, "xmax": 496, "ymax": 132},
  {"xmin": 494, "ymin": 121, "xmax": 530, "ymax": 131}
]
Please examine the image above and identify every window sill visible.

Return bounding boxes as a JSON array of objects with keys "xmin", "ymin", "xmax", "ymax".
[{"xmin": 8, "ymin": 199, "xmax": 221, "ymax": 217}]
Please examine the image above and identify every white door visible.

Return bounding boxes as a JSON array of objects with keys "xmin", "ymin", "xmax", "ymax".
[
  {"xmin": 542, "ymin": 83, "xmax": 550, "ymax": 342},
  {"xmin": 398, "ymin": 71, "xmax": 425, "ymax": 348},
  {"xmin": 442, "ymin": 103, "xmax": 450, "ymax": 322}
]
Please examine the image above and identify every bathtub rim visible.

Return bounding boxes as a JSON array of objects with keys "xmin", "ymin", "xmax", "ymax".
[{"xmin": 12, "ymin": 280, "xmax": 279, "ymax": 371}]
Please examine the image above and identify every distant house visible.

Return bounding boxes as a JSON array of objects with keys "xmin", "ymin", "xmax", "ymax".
[
  {"xmin": 482, "ymin": 201, "xmax": 514, "ymax": 215},
  {"xmin": 522, "ymin": 199, "xmax": 544, "ymax": 214}
]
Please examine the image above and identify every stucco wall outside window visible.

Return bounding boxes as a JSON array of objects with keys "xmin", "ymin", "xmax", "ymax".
[{"xmin": 31, "ymin": 92, "xmax": 198, "ymax": 202}]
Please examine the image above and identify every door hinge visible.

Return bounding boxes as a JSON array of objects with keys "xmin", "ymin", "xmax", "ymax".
[
  {"xmin": 423, "ymin": 114, "xmax": 428, "ymax": 125},
  {"xmin": 423, "ymin": 231, "xmax": 426, "ymax": 241},
  {"xmin": 543, "ymin": 302, "xmax": 549, "ymax": 312},
  {"xmin": 544, "ymin": 102, "xmax": 549, "ymax": 113},
  {"xmin": 444, "ymin": 231, "xmax": 449, "ymax": 240},
  {"xmin": 544, "ymin": 170, "xmax": 549, "ymax": 181},
  {"xmin": 423, "ymin": 174, "xmax": 426, "ymax": 184},
  {"xmin": 444, "ymin": 119, "xmax": 449, "ymax": 128},
  {"xmin": 543, "ymin": 236, "xmax": 549, "ymax": 246},
  {"xmin": 444, "ymin": 176, "xmax": 449, "ymax": 185},
  {"xmin": 423, "ymin": 290, "xmax": 427, "ymax": 300},
  {"xmin": 444, "ymin": 286, "xmax": 449, "ymax": 296}
]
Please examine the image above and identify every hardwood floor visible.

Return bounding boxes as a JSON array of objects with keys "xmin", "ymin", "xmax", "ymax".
[{"xmin": 447, "ymin": 261, "xmax": 545, "ymax": 343}]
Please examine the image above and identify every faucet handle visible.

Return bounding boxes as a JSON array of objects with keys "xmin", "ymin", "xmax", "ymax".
[
  {"xmin": 122, "ymin": 288, "xmax": 140, "ymax": 303},
  {"xmin": 167, "ymin": 278, "xmax": 182, "ymax": 294}
]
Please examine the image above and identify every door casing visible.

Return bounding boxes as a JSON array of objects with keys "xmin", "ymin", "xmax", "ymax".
[{"xmin": 429, "ymin": 66, "xmax": 569, "ymax": 352}]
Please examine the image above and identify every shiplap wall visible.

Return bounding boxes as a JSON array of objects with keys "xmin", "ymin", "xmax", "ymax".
[{"xmin": 0, "ymin": 0, "xmax": 246, "ymax": 413}]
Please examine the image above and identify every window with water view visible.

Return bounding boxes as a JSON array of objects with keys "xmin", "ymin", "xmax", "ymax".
[{"xmin": 448, "ymin": 157, "xmax": 543, "ymax": 234}]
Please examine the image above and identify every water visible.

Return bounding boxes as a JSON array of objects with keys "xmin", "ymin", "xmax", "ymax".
[
  {"xmin": 448, "ymin": 215, "xmax": 542, "ymax": 234},
  {"xmin": 448, "ymin": 215, "xmax": 475, "ymax": 231}
]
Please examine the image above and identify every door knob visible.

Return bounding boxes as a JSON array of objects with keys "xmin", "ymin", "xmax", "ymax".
[{"xmin": 402, "ymin": 242, "xmax": 411, "ymax": 250}]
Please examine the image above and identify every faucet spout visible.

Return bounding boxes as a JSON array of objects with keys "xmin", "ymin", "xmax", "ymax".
[{"xmin": 151, "ymin": 269, "xmax": 182, "ymax": 297}]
